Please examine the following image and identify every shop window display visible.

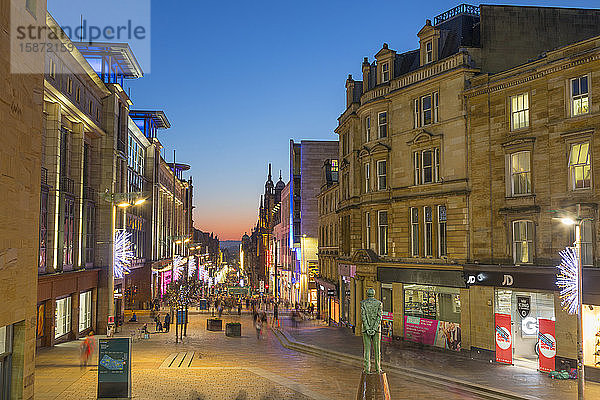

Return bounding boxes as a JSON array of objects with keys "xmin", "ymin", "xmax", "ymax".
[{"xmin": 403, "ymin": 284, "xmax": 461, "ymax": 351}]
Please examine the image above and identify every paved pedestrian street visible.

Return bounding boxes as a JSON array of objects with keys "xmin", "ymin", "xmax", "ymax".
[{"xmin": 35, "ymin": 311, "xmax": 482, "ymax": 399}]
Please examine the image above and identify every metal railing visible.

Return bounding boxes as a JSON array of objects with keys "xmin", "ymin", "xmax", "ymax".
[
  {"xmin": 84, "ymin": 186, "xmax": 96, "ymax": 201},
  {"xmin": 41, "ymin": 167, "xmax": 48, "ymax": 186},
  {"xmin": 60, "ymin": 176, "xmax": 74, "ymax": 194},
  {"xmin": 434, "ymin": 4, "xmax": 479, "ymax": 26}
]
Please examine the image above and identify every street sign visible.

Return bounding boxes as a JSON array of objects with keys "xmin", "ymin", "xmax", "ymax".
[
  {"xmin": 97, "ymin": 337, "xmax": 131, "ymax": 398},
  {"xmin": 259, "ymin": 280, "xmax": 264, "ymax": 293}
]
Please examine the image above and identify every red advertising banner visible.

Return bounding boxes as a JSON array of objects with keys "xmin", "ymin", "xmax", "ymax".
[
  {"xmin": 495, "ymin": 313, "xmax": 512, "ymax": 364},
  {"xmin": 538, "ymin": 318, "xmax": 556, "ymax": 372}
]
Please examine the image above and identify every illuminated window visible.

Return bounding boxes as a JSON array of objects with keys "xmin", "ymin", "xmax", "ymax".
[
  {"xmin": 510, "ymin": 93, "xmax": 529, "ymax": 130},
  {"xmin": 569, "ymin": 142, "xmax": 591, "ymax": 189},
  {"xmin": 510, "ymin": 151, "xmax": 531, "ymax": 195},
  {"xmin": 571, "ymin": 76, "xmax": 589, "ymax": 116},
  {"xmin": 438, "ymin": 205, "xmax": 447, "ymax": 257},
  {"xmin": 55, "ymin": 296, "xmax": 72, "ymax": 338},
  {"xmin": 512, "ymin": 220, "xmax": 534, "ymax": 264},
  {"xmin": 63, "ymin": 197, "xmax": 75, "ymax": 268},
  {"xmin": 79, "ymin": 291, "xmax": 92, "ymax": 332},
  {"xmin": 424, "ymin": 206, "xmax": 433, "ymax": 257}
]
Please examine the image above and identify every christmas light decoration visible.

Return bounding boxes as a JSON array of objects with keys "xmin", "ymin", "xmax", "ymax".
[
  {"xmin": 173, "ymin": 255, "xmax": 183, "ymax": 280},
  {"xmin": 114, "ymin": 229, "xmax": 133, "ymax": 279},
  {"xmin": 556, "ymin": 246, "xmax": 579, "ymax": 315},
  {"xmin": 187, "ymin": 256, "xmax": 196, "ymax": 278}
]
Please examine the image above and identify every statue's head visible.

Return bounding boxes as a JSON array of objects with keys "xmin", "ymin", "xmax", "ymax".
[{"xmin": 366, "ymin": 288, "xmax": 375, "ymax": 298}]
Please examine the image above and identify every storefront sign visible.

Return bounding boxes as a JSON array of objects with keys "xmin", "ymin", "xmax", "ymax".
[
  {"xmin": 327, "ymin": 288, "xmax": 336, "ymax": 297},
  {"xmin": 380, "ymin": 268, "xmax": 465, "ymax": 288},
  {"xmin": 464, "ymin": 269, "xmax": 556, "ymax": 291},
  {"xmin": 382, "ymin": 312, "xmax": 393, "ymax": 343},
  {"xmin": 403, "ymin": 316, "xmax": 461, "ymax": 351},
  {"xmin": 97, "ymin": 337, "xmax": 131, "ymax": 398},
  {"xmin": 495, "ymin": 313, "xmax": 512, "ymax": 364},
  {"xmin": 538, "ymin": 318, "xmax": 556, "ymax": 372},
  {"xmin": 517, "ymin": 296, "xmax": 531, "ymax": 318}
]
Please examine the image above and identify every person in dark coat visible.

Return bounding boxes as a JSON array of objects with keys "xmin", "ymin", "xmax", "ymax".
[{"xmin": 164, "ymin": 312, "xmax": 171, "ymax": 332}]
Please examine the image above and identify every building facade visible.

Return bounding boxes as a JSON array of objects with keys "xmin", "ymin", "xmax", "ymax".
[
  {"xmin": 290, "ymin": 140, "xmax": 338, "ymax": 305},
  {"xmin": 317, "ymin": 159, "xmax": 340, "ymax": 323},
  {"xmin": 332, "ymin": 3, "xmax": 600, "ymax": 378},
  {"xmin": 1, "ymin": 0, "xmax": 46, "ymax": 397},
  {"xmin": 465, "ymin": 33, "xmax": 600, "ymax": 378}
]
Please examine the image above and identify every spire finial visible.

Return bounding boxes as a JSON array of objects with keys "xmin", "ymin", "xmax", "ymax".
[{"xmin": 268, "ymin": 163, "xmax": 272, "ymax": 179}]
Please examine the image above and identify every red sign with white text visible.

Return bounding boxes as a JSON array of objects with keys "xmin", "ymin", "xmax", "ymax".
[
  {"xmin": 495, "ymin": 313, "xmax": 512, "ymax": 364},
  {"xmin": 538, "ymin": 318, "xmax": 556, "ymax": 372}
]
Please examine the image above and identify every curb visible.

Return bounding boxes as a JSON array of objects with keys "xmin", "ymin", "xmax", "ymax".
[{"xmin": 271, "ymin": 328, "xmax": 542, "ymax": 400}]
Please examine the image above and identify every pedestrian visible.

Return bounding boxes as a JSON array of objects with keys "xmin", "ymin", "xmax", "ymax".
[
  {"xmin": 255, "ymin": 312, "xmax": 263, "ymax": 339},
  {"xmin": 79, "ymin": 331, "xmax": 96, "ymax": 369},
  {"xmin": 164, "ymin": 312, "xmax": 171, "ymax": 332},
  {"xmin": 273, "ymin": 302, "xmax": 279, "ymax": 327},
  {"xmin": 218, "ymin": 303, "xmax": 223, "ymax": 319},
  {"xmin": 238, "ymin": 302, "xmax": 242, "ymax": 315},
  {"xmin": 154, "ymin": 314, "xmax": 161, "ymax": 331}
]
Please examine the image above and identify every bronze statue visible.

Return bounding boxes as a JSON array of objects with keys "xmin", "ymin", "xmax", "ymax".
[{"xmin": 361, "ymin": 287, "xmax": 382, "ymax": 373}]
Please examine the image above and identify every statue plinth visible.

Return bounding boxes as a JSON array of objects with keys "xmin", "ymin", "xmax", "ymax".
[{"xmin": 356, "ymin": 371, "xmax": 391, "ymax": 400}]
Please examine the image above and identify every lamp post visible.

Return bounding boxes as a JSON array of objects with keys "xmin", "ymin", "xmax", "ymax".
[{"xmin": 559, "ymin": 204, "xmax": 585, "ymax": 400}]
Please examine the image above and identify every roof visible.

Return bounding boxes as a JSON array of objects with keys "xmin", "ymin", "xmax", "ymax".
[
  {"xmin": 74, "ymin": 42, "xmax": 143, "ymax": 79},
  {"xmin": 129, "ymin": 110, "xmax": 171, "ymax": 129}
]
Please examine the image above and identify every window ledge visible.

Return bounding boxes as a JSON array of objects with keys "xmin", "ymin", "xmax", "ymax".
[{"xmin": 505, "ymin": 194, "xmax": 536, "ymax": 200}]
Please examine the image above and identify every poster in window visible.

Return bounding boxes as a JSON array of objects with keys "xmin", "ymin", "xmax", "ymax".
[
  {"xmin": 37, "ymin": 303, "xmax": 45, "ymax": 338},
  {"xmin": 382, "ymin": 312, "xmax": 393, "ymax": 343},
  {"xmin": 495, "ymin": 313, "xmax": 512, "ymax": 364},
  {"xmin": 538, "ymin": 318, "xmax": 556, "ymax": 372}
]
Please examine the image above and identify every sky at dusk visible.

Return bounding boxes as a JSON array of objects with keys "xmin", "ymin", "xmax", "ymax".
[{"xmin": 50, "ymin": 0, "xmax": 599, "ymax": 240}]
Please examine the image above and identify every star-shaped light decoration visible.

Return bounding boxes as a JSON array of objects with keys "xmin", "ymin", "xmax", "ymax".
[
  {"xmin": 556, "ymin": 246, "xmax": 579, "ymax": 315},
  {"xmin": 114, "ymin": 229, "xmax": 133, "ymax": 279}
]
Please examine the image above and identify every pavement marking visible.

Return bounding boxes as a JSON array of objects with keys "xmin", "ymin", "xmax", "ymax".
[{"xmin": 160, "ymin": 352, "xmax": 195, "ymax": 369}]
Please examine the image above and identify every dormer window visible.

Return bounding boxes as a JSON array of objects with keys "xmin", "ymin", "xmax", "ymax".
[
  {"xmin": 425, "ymin": 41, "xmax": 433, "ymax": 64},
  {"xmin": 381, "ymin": 62, "xmax": 390, "ymax": 83}
]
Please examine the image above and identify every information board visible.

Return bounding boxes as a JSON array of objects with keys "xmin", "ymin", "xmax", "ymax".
[{"xmin": 97, "ymin": 337, "xmax": 131, "ymax": 398}]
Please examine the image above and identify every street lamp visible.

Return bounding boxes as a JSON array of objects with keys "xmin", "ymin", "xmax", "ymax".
[{"xmin": 557, "ymin": 204, "xmax": 586, "ymax": 400}]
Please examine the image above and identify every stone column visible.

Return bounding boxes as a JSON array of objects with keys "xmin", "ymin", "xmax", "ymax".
[
  {"xmin": 72, "ymin": 291, "xmax": 80, "ymax": 340},
  {"xmin": 355, "ymin": 278, "xmax": 363, "ymax": 335},
  {"xmin": 70, "ymin": 122, "xmax": 85, "ymax": 269},
  {"xmin": 392, "ymin": 283, "xmax": 403, "ymax": 338},
  {"xmin": 44, "ymin": 101, "xmax": 62, "ymax": 273}
]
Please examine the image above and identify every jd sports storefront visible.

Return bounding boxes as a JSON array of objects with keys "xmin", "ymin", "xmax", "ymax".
[{"xmin": 465, "ymin": 267, "xmax": 559, "ymax": 371}]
